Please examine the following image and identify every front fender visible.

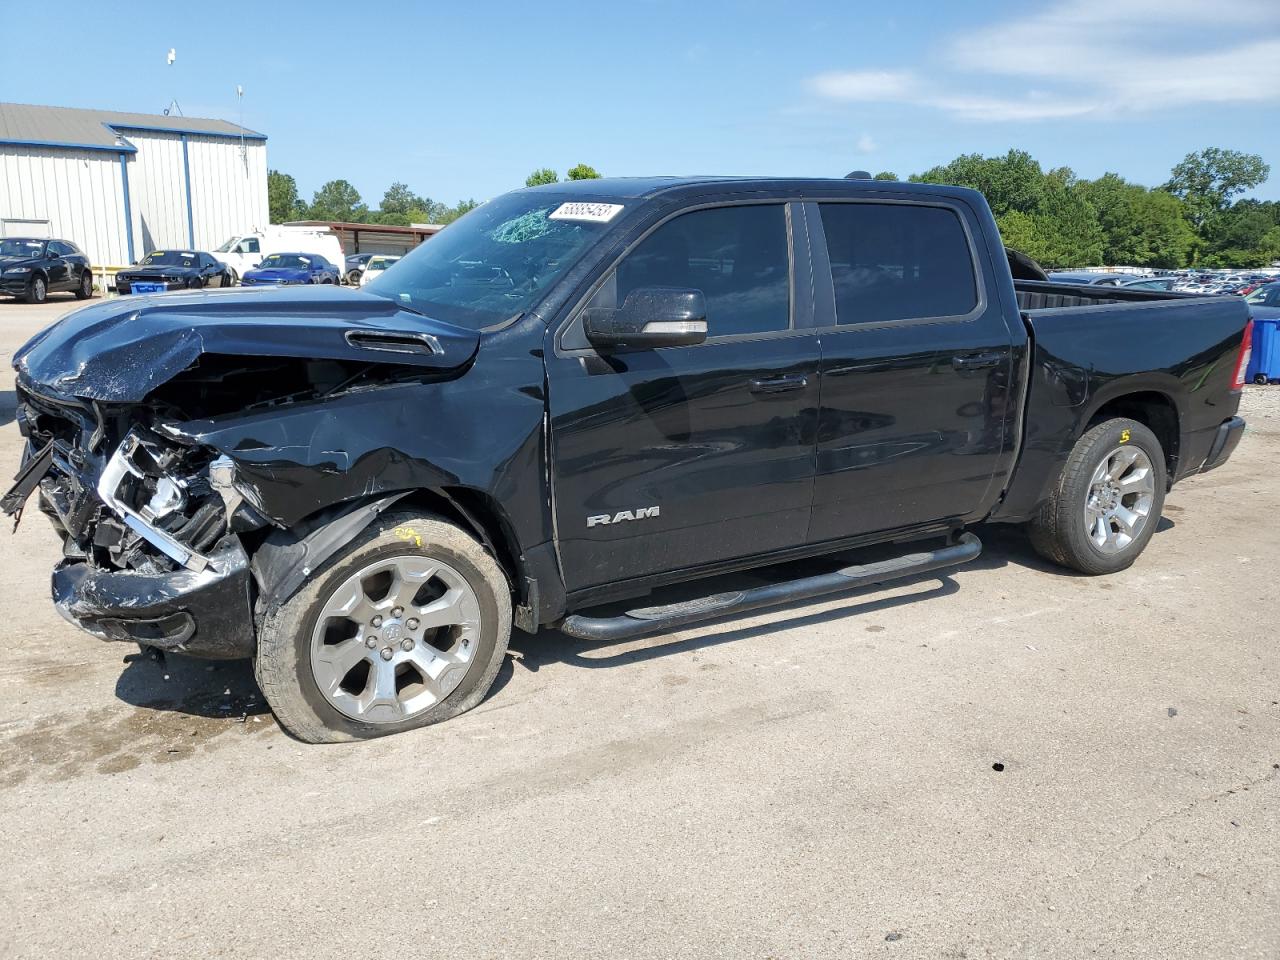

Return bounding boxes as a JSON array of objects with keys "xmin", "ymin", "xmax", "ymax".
[{"xmin": 251, "ymin": 492, "xmax": 412, "ymax": 615}]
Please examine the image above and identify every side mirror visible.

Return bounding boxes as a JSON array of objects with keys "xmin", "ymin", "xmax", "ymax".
[{"xmin": 584, "ymin": 287, "xmax": 708, "ymax": 350}]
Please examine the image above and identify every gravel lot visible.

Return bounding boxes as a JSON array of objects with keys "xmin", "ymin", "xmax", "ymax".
[{"xmin": 0, "ymin": 297, "xmax": 1276, "ymax": 959}]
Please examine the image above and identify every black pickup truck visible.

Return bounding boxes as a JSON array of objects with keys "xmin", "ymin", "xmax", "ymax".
[{"xmin": 4, "ymin": 177, "xmax": 1251, "ymax": 742}]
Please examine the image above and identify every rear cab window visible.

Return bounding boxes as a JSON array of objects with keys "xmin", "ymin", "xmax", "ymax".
[{"xmin": 816, "ymin": 202, "xmax": 978, "ymax": 324}]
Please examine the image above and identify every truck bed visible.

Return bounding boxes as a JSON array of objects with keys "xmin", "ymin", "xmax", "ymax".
[
  {"xmin": 1014, "ymin": 279, "xmax": 1203, "ymax": 312},
  {"xmin": 990, "ymin": 280, "xmax": 1251, "ymax": 524}
]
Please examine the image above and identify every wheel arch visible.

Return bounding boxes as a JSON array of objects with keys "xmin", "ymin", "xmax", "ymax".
[
  {"xmin": 250, "ymin": 486, "xmax": 526, "ymax": 621},
  {"xmin": 1084, "ymin": 389, "xmax": 1181, "ymax": 483}
]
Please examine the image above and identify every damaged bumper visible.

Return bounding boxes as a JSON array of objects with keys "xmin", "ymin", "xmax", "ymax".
[
  {"xmin": 51, "ymin": 536, "xmax": 256, "ymax": 659},
  {"xmin": 5, "ymin": 383, "xmax": 263, "ymax": 659}
]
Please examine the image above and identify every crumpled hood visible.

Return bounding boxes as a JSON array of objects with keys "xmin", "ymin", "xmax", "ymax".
[{"xmin": 14, "ymin": 285, "xmax": 481, "ymax": 402}]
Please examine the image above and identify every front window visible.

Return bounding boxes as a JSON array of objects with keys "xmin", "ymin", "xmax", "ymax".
[
  {"xmin": 0, "ymin": 239, "xmax": 45, "ymax": 257},
  {"xmin": 258, "ymin": 254, "xmax": 312, "ymax": 270},
  {"xmin": 1246, "ymin": 285, "xmax": 1277, "ymax": 304},
  {"xmin": 364, "ymin": 191, "xmax": 623, "ymax": 329},
  {"xmin": 140, "ymin": 251, "xmax": 197, "ymax": 266},
  {"xmin": 614, "ymin": 204, "xmax": 791, "ymax": 337}
]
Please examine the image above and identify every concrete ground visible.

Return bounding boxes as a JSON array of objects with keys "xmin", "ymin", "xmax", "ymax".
[{"xmin": 0, "ymin": 297, "xmax": 1276, "ymax": 960}]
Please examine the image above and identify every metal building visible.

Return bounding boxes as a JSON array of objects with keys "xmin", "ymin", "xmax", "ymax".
[{"xmin": 0, "ymin": 102, "xmax": 267, "ymax": 267}]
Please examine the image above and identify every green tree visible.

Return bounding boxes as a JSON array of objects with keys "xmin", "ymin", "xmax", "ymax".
[
  {"xmin": 994, "ymin": 184, "xmax": 1104, "ymax": 268},
  {"xmin": 308, "ymin": 179, "xmax": 367, "ymax": 222},
  {"xmin": 872, "ymin": 171, "xmax": 898, "ymax": 181},
  {"xmin": 1199, "ymin": 200, "xmax": 1280, "ymax": 267},
  {"xmin": 525, "ymin": 168, "xmax": 559, "ymax": 187},
  {"xmin": 436, "ymin": 199, "xmax": 479, "ymax": 224},
  {"xmin": 1076, "ymin": 174, "xmax": 1195, "ymax": 268},
  {"xmin": 1164, "ymin": 148, "xmax": 1270, "ymax": 229},
  {"xmin": 911, "ymin": 149, "xmax": 1047, "ymax": 217},
  {"xmin": 566, "ymin": 163, "xmax": 601, "ymax": 180},
  {"xmin": 267, "ymin": 169, "xmax": 302, "ymax": 223},
  {"xmin": 380, "ymin": 182, "xmax": 429, "ymax": 217}
]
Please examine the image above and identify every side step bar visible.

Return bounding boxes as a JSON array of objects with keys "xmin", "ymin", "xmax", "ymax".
[{"xmin": 559, "ymin": 532, "xmax": 982, "ymax": 642}]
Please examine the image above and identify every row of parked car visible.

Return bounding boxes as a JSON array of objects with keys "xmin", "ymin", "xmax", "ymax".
[
  {"xmin": 0, "ymin": 234, "xmax": 405, "ymax": 303},
  {"xmin": 1049, "ymin": 268, "xmax": 1280, "ymax": 297}
]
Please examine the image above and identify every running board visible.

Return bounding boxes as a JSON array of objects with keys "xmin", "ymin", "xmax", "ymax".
[{"xmin": 558, "ymin": 532, "xmax": 982, "ymax": 642}]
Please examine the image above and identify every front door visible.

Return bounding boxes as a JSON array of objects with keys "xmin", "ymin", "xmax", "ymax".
[
  {"xmin": 548, "ymin": 202, "xmax": 820, "ymax": 594},
  {"xmin": 802, "ymin": 199, "xmax": 1020, "ymax": 543}
]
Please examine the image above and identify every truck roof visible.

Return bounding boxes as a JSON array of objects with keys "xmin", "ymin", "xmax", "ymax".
[{"xmin": 517, "ymin": 176, "xmax": 987, "ymax": 206}]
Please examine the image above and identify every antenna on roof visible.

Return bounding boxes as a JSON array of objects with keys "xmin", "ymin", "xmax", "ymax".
[
  {"xmin": 236, "ymin": 84, "xmax": 247, "ymax": 167},
  {"xmin": 163, "ymin": 48, "xmax": 183, "ymax": 116}
]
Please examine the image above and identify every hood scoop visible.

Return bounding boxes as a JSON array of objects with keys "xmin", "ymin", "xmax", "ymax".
[{"xmin": 344, "ymin": 330, "xmax": 442, "ymax": 356}]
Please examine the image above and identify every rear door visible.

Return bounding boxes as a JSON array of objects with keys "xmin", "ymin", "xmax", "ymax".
[
  {"xmin": 548, "ymin": 201, "xmax": 820, "ymax": 593},
  {"xmin": 45, "ymin": 241, "xmax": 72, "ymax": 290},
  {"xmin": 802, "ymin": 198, "xmax": 1020, "ymax": 543}
]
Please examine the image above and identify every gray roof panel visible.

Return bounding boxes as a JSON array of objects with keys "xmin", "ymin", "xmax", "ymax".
[{"xmin": 0, "ymin": 102, "xmax": 266, "ymax": 153}]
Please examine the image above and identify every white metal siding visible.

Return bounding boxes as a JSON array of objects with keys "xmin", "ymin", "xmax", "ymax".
[
  {"xmin": 186, "ymin": 136, "xmax": 268, "ymax": 251},
  {"xmin": 0, "ymin": 145, "xmax": 130, "ymax": 265},
  {"xmin": 124, "ymin": 131, "xmax": 190, "ymax": 253},
  {"xmin": 0, "ymin": 128, "xmax": 267, "ymax": 268}
]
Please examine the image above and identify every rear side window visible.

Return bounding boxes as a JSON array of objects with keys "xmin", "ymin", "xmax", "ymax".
[
  {"xmin": 48, "ymin": 241, "xmax": 72, "ymax": 257},
  {"xmin": 817, "ymin": 203, "xmax": 977, "ymax": 324},
  {"xmin": 616, "ymin": 204, "xmax": 790, "ymax": 337}
]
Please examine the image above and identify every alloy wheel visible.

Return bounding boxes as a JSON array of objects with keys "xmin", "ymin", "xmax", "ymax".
[
  {"xmin": 310, "ymin": 555, "xmax": 482, "ymax": 723},
  {"xmin": 1084, "ymin": 445, "xmax": 1156, "ymax": 555}
]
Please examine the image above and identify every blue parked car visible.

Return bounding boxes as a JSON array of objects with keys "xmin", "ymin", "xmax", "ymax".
[
  {"xmin": 241, "ymin": 252, "xmax": 341, "ymax": 286},
  {"xmin": 1245, "ymin": 282, "xmax": 1280, "ymax": 321}
]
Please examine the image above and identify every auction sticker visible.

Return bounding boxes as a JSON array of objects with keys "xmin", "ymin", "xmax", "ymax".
[{"xmin": 548, "ymin": 202, "xmax": 624, "ymax": 223}]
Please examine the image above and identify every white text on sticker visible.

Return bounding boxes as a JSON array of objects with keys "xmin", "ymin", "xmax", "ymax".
[{"xmin": 548, "ymin": 202, "xmax": 624, "ymax": 223}]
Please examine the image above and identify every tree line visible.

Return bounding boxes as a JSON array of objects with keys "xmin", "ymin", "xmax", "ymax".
[
  {"xmin": 269, "ymin": 150, "xmax": 1276, "ymax": 268},
  {"xmin": 266, "ymin": 164, "xmax": 602, "ymax": 230},
  {"xmin": 884, "ymin": 147, "xmax": 1274, "ymax": 269}
]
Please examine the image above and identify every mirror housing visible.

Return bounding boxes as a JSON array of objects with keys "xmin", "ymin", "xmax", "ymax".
[{"xmin": 584, "ymin": 287, "xmax": 708, "ymax": 350}]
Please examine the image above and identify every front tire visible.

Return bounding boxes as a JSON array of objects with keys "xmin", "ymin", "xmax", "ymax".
[
  {"xmin": 24, "ymin": 275, "xmax": 47, "ymax": 304},
  {"xmin": 254, "ymin": 511, "xmax": 511, "ymax": 743},
  {"xmin": 1028, "ymin": 417, "xmax": 1166, "ymax": 575}
]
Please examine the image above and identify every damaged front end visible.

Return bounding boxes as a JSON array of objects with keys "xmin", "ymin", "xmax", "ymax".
[
  {"xmin": 5, "ymin": 288, "xmax": 498, "ymax": 659},
  {"xmin": 5, "ymin": 383, "xmax": 258, "ymax": 657}
]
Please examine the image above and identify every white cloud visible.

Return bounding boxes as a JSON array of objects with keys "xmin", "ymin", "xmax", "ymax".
[
  {"xmin": 808, "ymin": 70, "xmax": 918, "ymax": 102},
  {"xmin": 806, "ymin": 0, "xmax": 1280, "ymax": 122},
  {"xmin": 855, "ymin": 133, "xmax": 878, "ymax": 153}
]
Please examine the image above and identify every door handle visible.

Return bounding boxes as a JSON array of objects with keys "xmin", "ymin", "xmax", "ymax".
[
  {"xmin": 951, "ymin": 352, "xmax": 1004, "ymax": 371},
  {"xmin": 750, "ymin": 374, "xmax": 808, "ymax": 396}
]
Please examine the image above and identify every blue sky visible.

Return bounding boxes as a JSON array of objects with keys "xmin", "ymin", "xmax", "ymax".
[{"xmin": 4, "ymin": 0, "xmax": 1277, "ymax": 207}]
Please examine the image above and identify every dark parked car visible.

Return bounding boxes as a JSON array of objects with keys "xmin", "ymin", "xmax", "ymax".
[
  {"xmin": 4, "ymin": 177, "xmax": 1251, "ymax": 742},
  {"xmin": 1244, "ymin": 281, "xmax": 1280, "ymax": 320},
  {"xmin": 344, "ymin": 252, "xmax": 377, "ymax": 285},
  {"xmin": 241, "ymin": 252, "xmax": 341, "ymax": 286},
  {"xmin": 0, "ymin": 237, "xmax": 93, "ymax": 304},
  {"xmin": 115, "ymin": 250, "xmax": 231, "ymax": 294}
]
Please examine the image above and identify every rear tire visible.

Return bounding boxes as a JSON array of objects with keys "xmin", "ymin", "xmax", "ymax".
[
  {"xmin": 254, "ymin": 511, "xmax": 511, "ymax": 743},
  {"xmin": 74, "ymin": 270, "xmax": 93, "ymax": 300},
  {"xmin": 1028, "ymin": 417, "xmax": 1166, "ymax": 575}
]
